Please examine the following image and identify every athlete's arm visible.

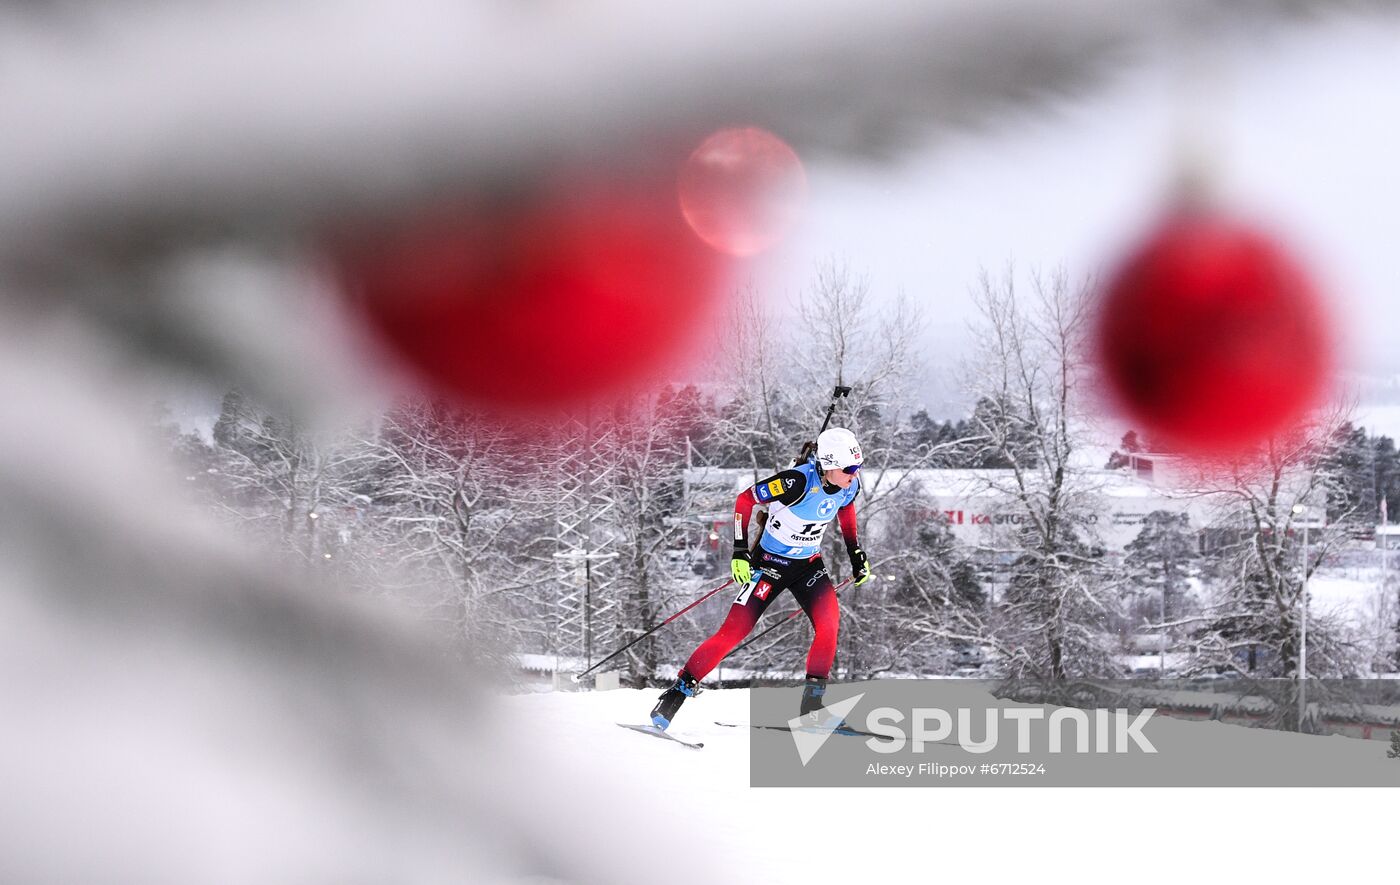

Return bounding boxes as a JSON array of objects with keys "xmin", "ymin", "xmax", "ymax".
[
  {"xmin": 838, "ymin": 501, "xmax": 859, "ymax": 546},
  {"xmin": 732, "ymin": 487, "xmax": 758, "ymax": 554},
  {"xmin": 838, "ymin": 500, "xmax": 873, "ymax": 585}
]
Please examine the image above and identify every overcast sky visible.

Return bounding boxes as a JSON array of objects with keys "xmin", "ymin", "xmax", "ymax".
[{"xmin": 752, "ymin": 14, "xmax": 1400, "ymax": 417}]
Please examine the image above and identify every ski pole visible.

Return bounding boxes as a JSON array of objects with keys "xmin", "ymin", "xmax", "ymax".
[
  {"xmin": 728, "ymin": 577, "xmax": 853, "ymax": 658},
  {"xmin": 571, "ymin": 578, "xmax": 735, "ymax": 681}
]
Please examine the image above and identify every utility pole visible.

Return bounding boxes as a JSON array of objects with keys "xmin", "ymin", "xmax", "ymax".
[
  {"xmin": 1292, "ymin": 503, "xmax": 1315, "ymax": 731},
  {"xmin": 1160, "ymin": 576, "xmax": 1167, "ymax": 677}
]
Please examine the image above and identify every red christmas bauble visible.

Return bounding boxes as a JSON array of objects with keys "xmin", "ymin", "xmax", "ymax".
[
  {"xmin": 677, "ymin": 126, "xmax": 806, "ymax": 257},
  {"xmin": 332, "ymin": 170, "xmax": 725, "ymax": 412},
  {"xmin": 1093, "ymin": 211, "xmax": 1334, "ymax": 456}
]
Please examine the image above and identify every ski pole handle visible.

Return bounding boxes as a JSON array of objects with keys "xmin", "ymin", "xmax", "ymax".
[
  {"xmin": 819, "ymin": 385, "xmax": 852, "ymax": 436},
  {"xmin": 572, "ymin": 578, "xmax": 735, "ymax": 681},
  {"xmin": 796, "ymin": 384, "xmax": 851, "ymax": 465}
]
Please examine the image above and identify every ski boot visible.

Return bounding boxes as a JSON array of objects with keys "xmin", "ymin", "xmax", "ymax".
[
  {"xmin": 799, "ymin": 676, "xmax": 855, "ymax": 733},
  {"xmin": 650, "ymin": 673, "xmax": 700, "ymax": 730}
]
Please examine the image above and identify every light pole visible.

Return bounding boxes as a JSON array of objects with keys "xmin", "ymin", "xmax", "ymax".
[
  {"xmin": 1160, "ymin": 572, "xmax": 1168, "ymax": 678},
  {"xmin": 1291, "ymin": 503, "xmax": 1311, "ymax": 730}
]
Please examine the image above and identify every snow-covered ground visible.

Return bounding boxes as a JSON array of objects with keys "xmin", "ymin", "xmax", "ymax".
[
  {"xmin": 499, "ymin": 686, "xmax": 1397, "ymax": 883},
  {"xmin": 1309, "ymin": 570, "xmax": 1397, "ymax": 667},
  {"xmin": 504, "ymin": 687, "xmax": 874, "ymax": 884},
  {"xmin": 1309, "ymin": 571, "xmax": 1393, "ymax": 627}
]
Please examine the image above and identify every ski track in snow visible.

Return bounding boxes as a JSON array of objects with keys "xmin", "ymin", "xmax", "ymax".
[
  {"xmin": 500, "ymin": 685, "xmax": 1399, "ymax": 881},
  {"xmin": 503, "ymin": 688, "xmax": 965, "ymax": 884}
]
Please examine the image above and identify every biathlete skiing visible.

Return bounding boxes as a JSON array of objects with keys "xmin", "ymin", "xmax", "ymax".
[{"xmin": 648, "ymin": 427, "xmax": 874, "ymax": 731}]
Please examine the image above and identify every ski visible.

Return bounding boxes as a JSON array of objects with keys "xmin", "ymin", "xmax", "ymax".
[
  {"xmin": 716, "ymin": 721, "xmax": 962, "ymax": 746},
  {"xmin": 714, "ymin": 720, "xmax": 882, "ymax": 739},
  {"xmin": 617, "ymin": 722, "xmax": 705, "ymax": 749}
]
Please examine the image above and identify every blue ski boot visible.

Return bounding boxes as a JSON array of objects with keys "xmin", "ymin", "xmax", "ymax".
[{"xmin": 650, "ymin": 673, "xmax": 700, "ymax": 730}]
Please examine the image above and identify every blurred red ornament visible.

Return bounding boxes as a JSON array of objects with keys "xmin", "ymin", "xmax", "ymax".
[
  {"xmin": 1093, "ymin": 210, "xmax": 1334, "ymax": 456},
  {"xmin": 333, "ymin": 170, "xmax": 725, "ymax": 411},
  {"xmin": 677, "ymin": 126, "xmax": 807, "ymax": 257}
]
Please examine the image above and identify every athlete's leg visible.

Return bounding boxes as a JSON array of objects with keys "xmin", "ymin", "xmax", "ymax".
[
  {"xmin": 790, "ymin": 563, "xmax": 840, "ymax": 680},
  {"xmin": 680, "ymin": 574, "xmax": 781, "ymax": 681}
]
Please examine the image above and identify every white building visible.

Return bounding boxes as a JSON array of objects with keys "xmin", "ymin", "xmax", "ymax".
[
  {"xmin": 1376, "ymin": 525, "xmax": 1400, "ymax": 550},
  {"xmin": 682, "ymin": 461, "xmax": 1213, "ymax": 554}
]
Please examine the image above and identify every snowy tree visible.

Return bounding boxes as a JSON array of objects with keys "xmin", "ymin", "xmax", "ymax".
[
  {"xmin": 1105, "ymin": 430, "xmax": 1145, "ymax": 470},
  {"xmin": 898, "ymin": 410, "xmax": 962, "ymax": 466},
  {"xmin": 700, "ymin": 284, "xmax": 800, "ymax": 477},
  {"xmin": 204, "ymin": 389, "xmax": 369, "ymax": 570},
  {"xmin": 790, "ymin": 260, "xmax": 928, "ymax": 468},
  {"xmin": 1359, "ymin": 583, "xmax": 1399, "ymax": 675},
  {"xmin": 195, "ymin": 391, "xmax": 584, "ymax": 669},
  {"xmin": 148, "ymin": 399, "xmax": 223, "ymax": 493},
  {"xmin": 1317, "ymin": 421, "xmax": 1376, "ymax": 531},
  {"xmin": 1120, "ymin": 510, "xmax": 1199, "ymax": 652},
  {"xmin": 966, "ymin": 395, "xmax": 1039, "ymax": 469},
  {"xmin": 1372, "ymin": 433, "xmax": 1400, "ymax": 525},
  {"xmin": 1188, "ymin": 408, "xmax": 1365, "ymax": 699},
  {"xmin": 861, "ymin": 482, "xmax": 988, "ymax": 675},
  {"xmin": 352, "ymin": 401, "xmax": 557, "ymax": 664},
  {"xmin": 959, "ymin": 266, "xmax": 1118, "ymax": 680},
  {"xmin": 594, "ymin": 388, "xmax": 715, "ymax": 684},
  {"xmin": 703, "ymin": 259, "xmax": 940, "ymax": 480}
]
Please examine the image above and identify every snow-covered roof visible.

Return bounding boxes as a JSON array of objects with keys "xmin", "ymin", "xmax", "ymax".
[
  {"xmin": 513, "ymin": 653, "xmax": 588, "ymax": 674},
  {"xmin": 684, "ymin": 465, "xmax": 1177, "ymax": 498}
]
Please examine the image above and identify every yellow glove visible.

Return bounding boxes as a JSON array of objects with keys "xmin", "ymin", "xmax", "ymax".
[{"xmin": 731, "ymin": 549, "xmax": 753, "ymax": 585}]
